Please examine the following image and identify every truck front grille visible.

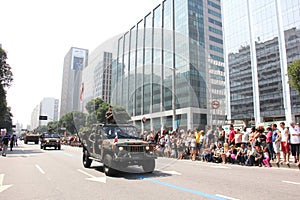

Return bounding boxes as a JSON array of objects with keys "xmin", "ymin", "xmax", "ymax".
[{"xmin": 124, "ymin": 145, "xmax": 145, "ymax": 152}]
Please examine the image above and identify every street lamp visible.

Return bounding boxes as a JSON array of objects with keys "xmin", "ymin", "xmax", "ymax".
[{"xmin": 166, "ymin": 66, "xmax": 177, "ymax": 131}]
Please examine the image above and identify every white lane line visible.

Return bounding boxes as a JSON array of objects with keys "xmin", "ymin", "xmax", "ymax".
[
  {"xmin": 35, "ymin": 164, "xmax": 46, "ymax": 174},
  {"xmin": 77, "ymin": 169, "xmax": 107, "ymax": 183},
  {"xmin": 282, "ymin": 180, "xmax": 300, "ymax": 185},
  {"xmin": 77, "ymin": 169, "xmax": 95, "ymax": 178},
  {"xmin": 216, "ymin": 194, "xmax": 240, "ymax": 200}
]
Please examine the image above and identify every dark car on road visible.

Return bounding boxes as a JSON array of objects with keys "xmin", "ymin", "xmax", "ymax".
[{"xmin": 40, "ymin": 133, "xmax": 61, "ymax": 150}]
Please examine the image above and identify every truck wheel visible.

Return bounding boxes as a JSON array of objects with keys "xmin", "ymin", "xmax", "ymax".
[
  {"xmin": 142, "ymin": 159, "xmax": 155, "ymax": 173},
  {"xmin": 58, "ymin": 145, "xmax": 61, "ymax": 150},
  {"xmin": 25, "ymin": 141, "xmax": 28, "ymax": 144},
  {"xmin": 83, "ymin": 149, "xmax": 92, "ymax": 168},
  {"xmin": 103, "ymin": 154, "xmax": 116, "ymax": 176},
  {"xmin": 43, "ymin": 146, "xmax": 46, "ymax": 150},
  {"xmin": 35, "ymin": 141, "xmax": 39, "ymax": 144}
]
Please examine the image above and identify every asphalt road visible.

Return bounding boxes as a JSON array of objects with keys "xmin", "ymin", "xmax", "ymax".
[{"xmin": 0, "ymin": 142, "xmax": 299, "ymax": 200}]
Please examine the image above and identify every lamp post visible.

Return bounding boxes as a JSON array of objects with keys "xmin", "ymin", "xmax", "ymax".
[{"xmin": 166, "ymin": 66, "xmax": 177, "ymax": 131}]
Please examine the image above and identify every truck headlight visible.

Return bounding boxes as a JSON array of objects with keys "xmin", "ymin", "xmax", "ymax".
[
  {"xmin": 118, "ymin": 146, "xmax": 124, "ymax": 151},
  {"xmin": 146, "ymin": 146, "xmax": 150, "ymax": 150}
]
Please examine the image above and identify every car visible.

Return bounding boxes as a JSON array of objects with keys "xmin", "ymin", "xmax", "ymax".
[
  {"xmin": 78, "ymin": 124, "xmax": 156, "ymax": 176},
  {"xmin": 40, "ymin": 133, "xmax": 61, "ymax": 150}
]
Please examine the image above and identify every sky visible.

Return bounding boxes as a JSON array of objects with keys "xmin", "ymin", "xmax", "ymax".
[{"xmin": 1, "ymin": 0, "xmax": 162, "ymax": 127}]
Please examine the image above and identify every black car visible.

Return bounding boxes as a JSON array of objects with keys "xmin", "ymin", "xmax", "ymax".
[{"xmin": 40, "ymin": 133, "xmax": 61, "ymax": 150}]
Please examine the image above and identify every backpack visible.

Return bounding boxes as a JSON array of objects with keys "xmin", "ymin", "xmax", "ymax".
[{"xmin": 272, "ymin": 130, "xmax": 277, "ymax": 142}]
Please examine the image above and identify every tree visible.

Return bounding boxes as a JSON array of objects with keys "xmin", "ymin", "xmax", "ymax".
[
  {"xmin": 0, "ymin": 48, "xmax": 13, "ymax": 131},
  {"xmin": 0, "ymin": 48, "xmax": 13, "ymax": 87},
  {"xmin": 59, "ymin": 111, "xmax": 86, "ymax": 134},
  {"xmin": 85, "ymin": 97, "xmax": 131, "ymax": 124},
  {"xmin": 288, "ymin": 59, "xmax": 300, "ymax": 94}
]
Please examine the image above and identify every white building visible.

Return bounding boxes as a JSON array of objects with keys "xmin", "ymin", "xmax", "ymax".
[{"xmin": 39, "ymin": 98, "xmax": 59, "ymax": 126}]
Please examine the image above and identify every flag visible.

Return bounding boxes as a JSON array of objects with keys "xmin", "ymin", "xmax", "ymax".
[{"xmin": 80, "ymin": 82, "xmax": 84, "ymax": 101}]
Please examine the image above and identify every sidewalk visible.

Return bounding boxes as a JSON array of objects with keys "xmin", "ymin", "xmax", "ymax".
[{"xmin": 270, "ymin": 153, "xmax": 300, "ymax": 170}]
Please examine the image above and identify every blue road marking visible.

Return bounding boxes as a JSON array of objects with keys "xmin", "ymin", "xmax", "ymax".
[{"xmin": 138, "ymin": 176, "xmax": 228, "ymax": 200}]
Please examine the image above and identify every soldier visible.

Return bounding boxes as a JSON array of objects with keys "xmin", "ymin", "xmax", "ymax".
[{"xmin": 105, "ymin": 106, "xmax": 115, "ymax": 124}]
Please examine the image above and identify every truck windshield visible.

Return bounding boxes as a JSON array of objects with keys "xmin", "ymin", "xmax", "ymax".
[
  {"xmin": 103, "ymin": 126, "xmax": 140, "ymax": 139},
  {"xmin": 44, "ymin": 133, "xmax": 60, "ymax": 138}
]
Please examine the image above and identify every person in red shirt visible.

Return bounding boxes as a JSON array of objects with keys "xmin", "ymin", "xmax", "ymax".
[{"xmin": 229, "ymin": 124, "xmax": 236, "ymax": 146}]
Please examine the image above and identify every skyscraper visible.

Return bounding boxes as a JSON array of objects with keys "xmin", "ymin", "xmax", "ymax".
[
  {"xmin": 111, "ymin": 0, "xmax": 226, "ymax": 131},
  {"xmin": 39, "ymin": 97, "xmax": 59, "ymax": 126},
  {"xmin": 60, "ymin": 47, "xmax": 88, "ymax": 117},
  {"xmin": 223, "ymin": 0, "xmax": 300, "ymax": 125}
]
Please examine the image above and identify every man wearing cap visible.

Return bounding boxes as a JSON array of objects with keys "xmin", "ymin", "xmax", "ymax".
[{"xmin": 289, "ymin": 122, "xmax": 300, "ymax": 165}]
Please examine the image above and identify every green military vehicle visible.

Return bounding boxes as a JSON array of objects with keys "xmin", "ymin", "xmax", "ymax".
[
  {"xmin": 78, "ymin": 124, "xmax": 156, "ymax": 176},
  {"xmin": 24, "ymin": 132, "xmax": 40, "ymax": 144},
  {"xmin": 40, "ymin": 132, "xmax": 61, "ymax": 150}
]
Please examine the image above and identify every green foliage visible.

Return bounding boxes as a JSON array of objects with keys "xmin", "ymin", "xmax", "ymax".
[
  {"xmin": 34, "ymin": 125, "xmax": 48, "ymax": 133},
  {"xmin": 0, "ymin": 48, "xmax": 13, "ymax": 131},
  {"xmin": 85, "ymin": 97, "xmax": 131, "ymax": 124},
  {"xmin": 288, "ymin": 59, "xmax": 300, "ymax": 94},
  {"xmin": 59, "ymin": 111, "xmax": 87, "ymax": 134},
  {"xmin": 0, "ymin": 48, "xmax": 13, "ymax": 88}
]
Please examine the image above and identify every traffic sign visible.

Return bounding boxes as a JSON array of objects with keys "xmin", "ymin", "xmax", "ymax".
[{"xmin": 212, "ymin": 100, "xmax": 220, "ymax": 109}]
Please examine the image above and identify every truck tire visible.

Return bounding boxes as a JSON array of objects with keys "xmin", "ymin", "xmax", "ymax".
[
  {"xmin": 35, "ymin": 141, "xmax": 39, "ymax": 144},
  {"xmin": 58, "ymin": 145, "xmax": 61, "ymax": 150},
  {"xmin": 142, "ymin": 159, "xmax": 155, "ymax": 173},
  {"xmin": 103, "ymin": 154, "xmax": 116, "ymax": 176},
  {"xmin": 43, "ymin": 146, "xmax": 46, "ymax": 150},
  {"xmin": 24, "ymin": 140, "xmax": 28, "ymax": 144},
  {"xmin": 83, "ymin": 149, "xmax": 92, "ymax": 168}
]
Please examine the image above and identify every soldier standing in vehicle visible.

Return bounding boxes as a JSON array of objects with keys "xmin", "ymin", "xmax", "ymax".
[{"xmin": 105, "ymin": 106, "xmax": 115, "ymax": 124}]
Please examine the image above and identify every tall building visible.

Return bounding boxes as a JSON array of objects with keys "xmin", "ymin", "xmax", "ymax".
[
  {"xmin": 223, "ymin": 0, "xmax": 300, "ymax": 125},
  {"xmin": 39, "ymin": 97, "xmax": 59, "ymax": 126},
  {"xmin": 60, "ymin": 47, "xmax": 88, "ymax": 117},
  {"xmin": 30, "ymin": 104, "xmax": 40, "ymax": 130},
  {"xmin": 81, "ymin": 49, "xmax": 113, "ymax": 111},
  {"xmin": 111, "ymin": 0, "xmax": 226, "ymax": 131}
]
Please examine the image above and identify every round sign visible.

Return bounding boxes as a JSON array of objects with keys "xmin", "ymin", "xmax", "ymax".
[
  {"xmin": 212, "ymin": 100, "xmax": 220, "ymax": 109},
  {"xmin": 142, "ymin": 117, "xmax": 147, "ymax": 123}
]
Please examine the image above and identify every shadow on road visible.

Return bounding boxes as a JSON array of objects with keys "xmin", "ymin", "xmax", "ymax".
[{"xmin": 90, "ymin": 165, "xmax": 172, "ymax": 180}]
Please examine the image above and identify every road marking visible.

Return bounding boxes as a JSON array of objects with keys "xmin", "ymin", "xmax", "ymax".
[
  {"xmin": 210, "ymin": 166, "xmax": 230, "ymax": 169},
  {"xmin": 77, "ymin": 169, "xmax": 95, "ymax": 178},
  {"xmin": 282, "ymin": 180, "xmax": 300, "ymax": 185},
  {"xmin": 35, "ymin": 164, "xmax": 46, "ymax": 174},
  {"xmin": 160, "ymin": 170, "xmax": 182, "ymax": 175},
  {"xmin": 139, "ymin": 176, "xmax": 227, "ymax": 200},
  {"xmin": 0, "ymin": 174, "xmax": 12, "ymax": 193},
  {"xmin": 216, "ymin": 194, "xmax": 240, "ymax": 200},
  {"xmin": 77, "ymin": 169, "xmax": 106, "ymax": 183}
]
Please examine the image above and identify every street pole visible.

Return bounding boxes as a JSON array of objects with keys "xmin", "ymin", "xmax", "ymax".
[{"xmin": 172, "ymin": 66, "xmax": 176, "ymax": 131}]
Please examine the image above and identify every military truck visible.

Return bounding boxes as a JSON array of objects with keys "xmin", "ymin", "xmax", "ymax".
[
  {"xmin": 24, "ymin": 132, "xmax": 40, "ymax": 144},
  {"xmin": 78, "ymin": 124, "xmax": 156, "ymax": 176},
  {"xmin": 40, "ymin": 132, "xmax": 61, "ymax": 150}
]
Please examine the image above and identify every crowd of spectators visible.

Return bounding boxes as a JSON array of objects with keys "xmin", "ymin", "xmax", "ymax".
[{"xmin": 141, "ymin": 122, "xmax": 300, "ymax": 168}]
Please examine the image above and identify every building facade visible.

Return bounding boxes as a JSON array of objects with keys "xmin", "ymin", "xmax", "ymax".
[
  {"xmin": 30, "ymin": 104, "xmax": 40, "ymax": 130},
  {"xmin": 223, "ymin": 0, "xmax": 300, "ymax": 125},
  {"xmin": 39, "ymin": 97, "xmax": 59, "ymax": 126},
  {"xmin": 60, "ymin": 47, "xmax": 88, "ymax": 117},
  {"xmin": 111, "ymin": 0, "xmax": 226, "ymax": 131}
]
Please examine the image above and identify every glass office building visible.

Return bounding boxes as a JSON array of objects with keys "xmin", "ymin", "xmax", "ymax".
[
  {"xmin": 223, "ymin": 0, "xmax": 300, "ymax": 125},
  {"xmin": 111, "ymin": 0, "xmax": 226, "ymax": 131}
]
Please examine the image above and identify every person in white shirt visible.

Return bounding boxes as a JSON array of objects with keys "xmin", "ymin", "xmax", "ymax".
[
  {"xmin": 289, "ymin": 122, "xmax": 300, "ymax": 165},
  {"xmin": 279, "ymin": 122, "xmax": 290, "ymax": 164}
]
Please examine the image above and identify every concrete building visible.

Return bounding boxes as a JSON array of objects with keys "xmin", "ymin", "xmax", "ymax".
[
  {"xmin": 111, "ymin": 0, "xmax": 226, "ymax": 131},
  {"xmin": 81, "ymin": 49, "xmax": 113, "ymax": 112},
  {"xmin": 30, "ymin": 104, "xmax": 40, "ymax": 130},
  {"xmin": 60, "ymin": 47, "xmax": 88, "ymax": 117},
  {"xmin": 39, "ymin": 98, "xmax": 59, "ymax": 126},
  {"xmin": 223, "ymin": 0, "xmax": 300, "ymax": 125}
]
